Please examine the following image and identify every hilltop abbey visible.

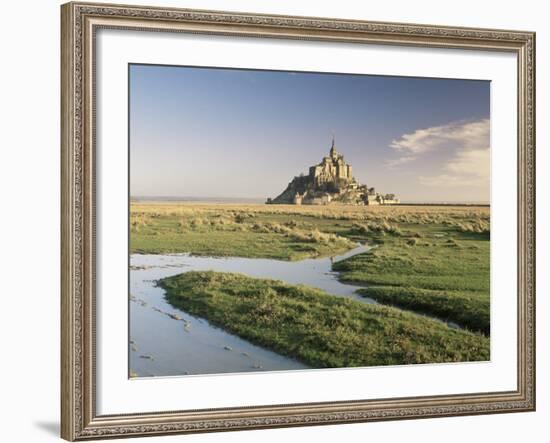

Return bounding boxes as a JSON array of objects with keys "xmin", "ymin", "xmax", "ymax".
[{"xmin": 267, "ymin": 138, "xmax": 399, "ymax": 206}]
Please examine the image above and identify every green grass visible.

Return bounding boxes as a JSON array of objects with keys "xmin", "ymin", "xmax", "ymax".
[
  {"xmin": 159, "ymin": 271, "xmax": 489, "ymax": 368},
  {"xmin": 130, "ymin": 207, "xmax": 356, "ymax": 260},
  {"xmin": 333, "ymin": 228, "xmax": 490, "ymax": 334},
  {"xmin": 133, "ymin": 202, "xmax": 491, "ymax": 338}
]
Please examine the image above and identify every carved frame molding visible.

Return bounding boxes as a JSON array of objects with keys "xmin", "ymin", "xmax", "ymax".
[{"xmin": 61, "ymin": 2, "xmax": 535, "ymax": 440}]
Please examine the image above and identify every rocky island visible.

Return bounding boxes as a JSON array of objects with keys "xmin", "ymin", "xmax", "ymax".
[{"xmin": 267, "ymin": 138, "xmax": 399, "ymax": 205}]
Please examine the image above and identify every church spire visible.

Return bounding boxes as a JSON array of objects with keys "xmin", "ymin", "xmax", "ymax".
[{"xmin": 330, "ymin": 134, "xmax": 337, "ymax": 158}]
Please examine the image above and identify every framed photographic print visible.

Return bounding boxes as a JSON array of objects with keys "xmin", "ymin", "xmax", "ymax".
[{"xmin": 61, "ymin": 1, "xmax": 536, "ymax": 440}]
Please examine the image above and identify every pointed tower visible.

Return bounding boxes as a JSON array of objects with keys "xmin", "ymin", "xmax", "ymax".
[{"xmin": 329, "ymin": 135, "xmax": 338, "ymax": 159}]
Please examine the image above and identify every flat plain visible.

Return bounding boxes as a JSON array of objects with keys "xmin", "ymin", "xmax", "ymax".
[{"xmin": 131, "ymin": 202, "xmax": 490, "ymax": 367}]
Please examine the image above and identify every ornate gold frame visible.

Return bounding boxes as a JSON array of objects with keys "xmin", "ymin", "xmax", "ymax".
[{"xmin": 61, "ymin": 2, "xmax": 536, "ymax": 440}]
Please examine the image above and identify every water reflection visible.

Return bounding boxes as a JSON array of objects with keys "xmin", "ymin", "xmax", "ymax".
[{"xmin": 129, "ymin": 245, "xmax": 371, "ymax": 377}]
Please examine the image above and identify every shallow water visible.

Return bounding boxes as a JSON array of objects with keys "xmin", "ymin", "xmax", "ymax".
[{"xmin": 129, "ymin": 244, "xmax": 372, "ymax": 377}]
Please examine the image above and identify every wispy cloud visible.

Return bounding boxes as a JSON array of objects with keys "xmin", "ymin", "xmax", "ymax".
[
  {"xmin": 387, "ymin": 119, "xmax": 490, "ymax": 188},
  {"xmin": 390, "ymin": 119, "xmax": 489, "ymax": 155},
  {"xmin": 385, "ymin": 155, "xmax": 416, "ymax": 168},
  {"xmin": 419, "ymin": 149, "xmax": 490, "ymax": 187}
]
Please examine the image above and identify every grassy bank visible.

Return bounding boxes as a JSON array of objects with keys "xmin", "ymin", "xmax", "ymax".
[
  {"xmin": 133, "ymin": 202, "xmax": 490, "ymax": 336},
  {"xmin": 130, "ymin": 202, "xmax": 489, "ymax": 258},
  {"xmin": 333, "ymin": 222, "xmax": 490, "ymax": 334},
  {"xmin": 159, "ymin": 271, "xmax": 490, "ymax": 368},
  {"xmin": 130, "ymin": 203, "xmax": 358, "ymax": 260}
]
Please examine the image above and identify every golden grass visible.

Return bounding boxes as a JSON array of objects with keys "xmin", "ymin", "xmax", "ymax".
[{"xmin": 131, "ymin": 201, "xmax": 489, "ymax": 223}]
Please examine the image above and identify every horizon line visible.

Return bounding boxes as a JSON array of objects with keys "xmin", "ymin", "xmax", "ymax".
[{"xmin": 130, "ymin": 195, "xmax": 490, "ymax": 205}]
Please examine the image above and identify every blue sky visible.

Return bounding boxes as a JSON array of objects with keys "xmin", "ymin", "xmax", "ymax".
[{"xmin": 130, "ymin": 64, "xmax": 490, "ymax": 202}]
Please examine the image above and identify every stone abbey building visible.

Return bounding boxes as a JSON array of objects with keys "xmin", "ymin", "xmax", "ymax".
[{"xmin": 267, "ymin": 138, "xmax": 399, "ymax": 206}]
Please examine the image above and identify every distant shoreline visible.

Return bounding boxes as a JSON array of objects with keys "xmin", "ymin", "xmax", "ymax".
[
  {"xmin": 131, "ymin": 196, "xmax": 266, "ymax": 204},
  {"xmin": 131, "ymin": 197, "xmax": 490, "ymax": 207}
]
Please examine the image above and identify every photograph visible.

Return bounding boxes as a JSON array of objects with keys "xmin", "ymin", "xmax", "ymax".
[{"xmin": 128, "ymin": 64, "xmax": 491, "ymax": 378}]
